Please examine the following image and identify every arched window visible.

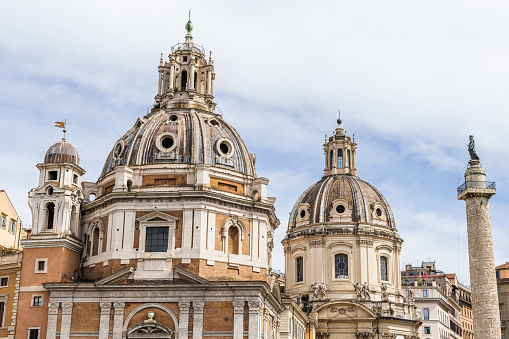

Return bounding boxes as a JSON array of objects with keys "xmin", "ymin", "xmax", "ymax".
[
  {"xmin": 329, "ymin": 150, "xmax": 334, "ymax": 169},
  {"xmin": 337, "ymin": 149, "xmax": 343, "ymax": 168},
  {"xmin": 380, "ymin": 256, "xmax": 389, "ymax": 281},
  {"xmin": 296, "ymin": 257, "xmax": 303, "ymax": 282},
  {"xmin": 92, "ymin": 227, "xmax": 100, "ymax": 256},
  {"xmin": 127, "ymin": 180, "xmax": 133, "ymax": 192},
  {"xmin": 346, "ymin": 150, "xmax": 351, "ymax": 168},
  {"xmin": 228, "ymin": 226, "xmax": 239, "ymax": 255},
  {"xmin": 46, "ymin": 203, "xmax": 55, "ymax": 230},
  {"xmin": 334, "ymin": 253, "xmax": 348, "ymax": 279},
  {"xmin": 181, "ymin": 70, "xmax": 187, "ymax": 91},
  {"xmin": 193, "ymin": 72, "xmax": 197, "ymax": 90}
]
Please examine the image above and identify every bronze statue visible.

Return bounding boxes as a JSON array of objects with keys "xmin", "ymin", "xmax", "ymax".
[{"xmin": 468, "ymin": 135, "xmax": 479, "ymax": 161}]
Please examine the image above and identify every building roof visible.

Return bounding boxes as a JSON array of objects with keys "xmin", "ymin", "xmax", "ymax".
[
  {"xmin": 496, "ymin": 262, "xmax": 509, "ymax": 270},
  {"xmin": 44, "ymin": 139, "xmax": 80, "ymax": 166}
]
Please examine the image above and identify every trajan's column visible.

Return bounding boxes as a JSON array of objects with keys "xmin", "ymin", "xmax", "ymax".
[{"xmin": 457, "ymin": 135, "xmax": 500, "ymax": 339}]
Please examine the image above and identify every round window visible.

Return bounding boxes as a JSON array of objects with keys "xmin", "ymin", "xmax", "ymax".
[
  {"xmin": 169, "ymin": 115, "xmax": 178, "ymax": 122},
  {"xmin": 47, "ymin": 187, "xmax": 53, "ymax": 196},
  {"xmin": 220, "ymin": 141, "xmax": 230, "ymax": 155},
  {"xmin": 376, "ymin": 208, "xmax": 382, "ymax": 217},
  {"xmin": 300, "ymin": 210, "xmax": 306, "ymax": 219},
  {"xmin": 337, "ymin": 262, "xmax": 346, "ymax": 269},
  {"xmin": 336, "ymin": 205, "xmax": 345, "ymax": 214},
  {"xmin": 161, "ymin": 136, "xmax": 174, "ymax": 149},
  {"xmin": 114, "ymin": 143, "xmax": 122, "ymax": 157}
]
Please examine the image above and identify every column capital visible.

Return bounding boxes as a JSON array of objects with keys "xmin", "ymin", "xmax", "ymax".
[
  {"xmin": 100, "ymin": 302, "xmax": 112, "ymax": 314},
  {"xmin": 61, "ymin": 302, "xmax": 73, "ymax": 315},
  {"xmin": 233, "ymin": 300, "xmax": 245, "ymax": 314},
  {"xmin": 179, "ymin": 301, "xmax": 190, "ymax": 313},
  {"xmin": 48, "ymin": 301, "xmax": 60, "ymax": 315},
  {"xmin": 248, "ymin": 300, "xmax": 261, "ymax": 314},
  {"xmin": 113, "ymin": 302, "xmax": 125, "ymax": 315},
  {"xmin": 193, "ymin": 301, "xmax": 204, "ymax": 314}
]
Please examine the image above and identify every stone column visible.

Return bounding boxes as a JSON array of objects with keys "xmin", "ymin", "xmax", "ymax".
[
  {"xmin": 458, "ymin": 160, "xmax": 500, "ymax": 339},
  {"xmin": 233, "ymin": 301, "xmax": 245, "ymax": 339},
  {"xmin": 113, "ymin": 302, "xmax": 125, "ymax": 339},
  {"xmin": 99, "ymin": 302, "xmax": 111, "ymax": 339},
  {"xmin": 60, "ymin": 302, "xmax": 73, "ymax": 339},
  {"xmin": 248, "ymin": 300, "xmax": 261, "ymax": 339},
  {"xmin": 193, "ymin": 301, "xmax": 204, "ymax": 339},
  {"xmin": 46, "ymin": 302, "xmax": 59, "ymax": 339},
  {"xmin": 207, "ymin": 70, "xmax": 212, "ymax": 95},
  {"xmin": 169, "ymin": 64, "xmax": 175, "ymax": 90},
  {"xmin": 178, "ymin": 301, "xmax": 190, "ymax": 339}
]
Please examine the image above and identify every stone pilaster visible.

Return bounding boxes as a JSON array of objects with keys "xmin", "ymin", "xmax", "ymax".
[
  {"xmin": 458, "ymin": 161, "xmax": 500, "ymax": 339},
  {"xmin": 193, "ymin": 301, "xmax": 204, "ymax": 339},
  {"xmin": 46, "ymin": 301, "xmax": 59, "ymax": 339},
  {"xmin": 178, "ymin": 301, "xmax": 190, "ymax": 339},
  {"xmin": 60, "ymin": 302, "xmax": 73, "ymax": 339},
  {"xmin": 99, "ymin": 302, "xmax": 111, "ymax": 339},
  {"xmin": 248, "ymin": 300, "xmax": 261, "ymax": 339},
  {"xmin": 233, "ymin": 300, "xmax": 245, "ymax": 339},
  {"xmin": 113, "ymin": 302, "xmax": 125, "ymax": 339}
]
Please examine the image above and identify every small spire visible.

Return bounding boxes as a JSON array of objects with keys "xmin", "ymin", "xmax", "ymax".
[
  {"xmin": 337, "ymin": 110, "xmax": 342, "ymax": 126},
  {"xmin": 185, "ymin": 10, "xmax": 193, "ymax": 43},
  {"xmin": 159, "ymin": 53, "xmax": 163, "ymax": 66},
  {"xmin": 325, "ymin": 134, "xmax": 328, "ymax": 142}
]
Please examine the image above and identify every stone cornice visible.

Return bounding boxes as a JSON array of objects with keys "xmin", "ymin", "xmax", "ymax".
[
  {"xmin": 284, "ymin": 224, "xmax": 403, "ymax": 243},
  {"xmin": 21, "ymin": 236, "xmax": 83, "ymax": 253}
]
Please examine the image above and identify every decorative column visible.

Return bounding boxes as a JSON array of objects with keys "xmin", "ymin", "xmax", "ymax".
[
  {"xmin": 193, "ymin": 301, "xmax": 204, "ymax": 339},
  {"xmin": 113, "ymin": 302, "xmax": 125, "ymax": 339},
  {"xmin": 248, "ymin": 300, "xmax": 261, "ymax": 339},
  {"xmin": 233, "ymin": 301, "xmax": 245, "ymax": 339},
  {"xmin": 60, "ymin": 302, "xmax": 73, "ymax": 339},
  {"xmin": 206, "ymin": 70, "xmax": 212, "ymax": 95},
  {"xmin": 99, "ymin": 302, "xmax": 111, "ymax": 339},
  {"xmin": 178, "ymin": 301, "xmax": 190, "ymax": 339},
  {"xmin": 169, "ymin": 64, "xmax": 175, "ymax": 91},
  {"xmin": 46, "ymin": 302, "xmax": 59, "ymax": 339},
  {"xmin": 458, "ymin": 156, "xmax": 500, "ymax": 339}
]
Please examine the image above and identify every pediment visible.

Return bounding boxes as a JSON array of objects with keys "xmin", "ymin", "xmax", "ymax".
[
  {"xmin": 95, "ymin": 266, "xmax": 135, "ymax": 285},
  {"xmin": 315, "ymin": 300, "xmax": 376, "ymax": 320},
  {"xmin": 136, "ymin": 212, "xmax": 179, "ymax": 223},
  {"xmin": 172, "ymin": 267, "xmax": 209, "ymax": 285},
  {"xmin": 34, "ymin": 183, "xmax": 62, "ymax": 194}
]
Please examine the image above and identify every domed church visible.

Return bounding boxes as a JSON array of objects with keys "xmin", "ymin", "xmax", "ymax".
[
  {"xmin": 282, "ymin": 118, "xmax": 421, "ymax": 338},
  {"xmin": 16, "ymin": 20, "xmax": 284, "ymax": 339}
]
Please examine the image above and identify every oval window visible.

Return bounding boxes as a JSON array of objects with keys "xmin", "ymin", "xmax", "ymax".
[
  {"xmin": 220, "ymin": 141, "xmax": 230, "ymax": 155},
  {"xmin": 47, "ymin": 187, "xmax": 54, "ymax": 196},
  {"xmin": 169, "ymin": 115, "xmax": 178, "ymax": 122},
  {"xmin": 376, "ymin": 208, "xmax": 382, "ymax": 217},
  {"xmin": 336, "ymin": 205, "xmax": 345, "ymax": 214},
  {"xmin": 300, "ymin": 210, "xmax": 306, "ymax": 219},
  {"xmin": 161, "ymin": 136, "xmax": 174, "ymax": 149},
  {"xmin": 114, "ymin": 143, "xmax": 122, "ymax": 157}
]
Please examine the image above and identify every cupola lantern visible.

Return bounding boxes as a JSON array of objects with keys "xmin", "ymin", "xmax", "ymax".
[{"xmin": 323, "ymin": 112, "xmax": 357, "ymax": 176}]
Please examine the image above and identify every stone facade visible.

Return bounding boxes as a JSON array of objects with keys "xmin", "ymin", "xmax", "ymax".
[{"xmin": 458, "ymin": 160, "xmax": 500, "ymax": 339}]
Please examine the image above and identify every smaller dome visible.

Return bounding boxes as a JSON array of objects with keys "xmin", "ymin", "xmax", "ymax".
[{"xmin": 44, "ymin": 139, "xmax": 80, "ymax": 166}]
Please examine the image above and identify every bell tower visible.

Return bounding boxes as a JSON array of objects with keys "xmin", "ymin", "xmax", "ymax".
[
  {"xmin": 16, "ymin": 138, "xmax": 85, "ymax": 339},
  {"xmin": 323, "ymin": 113, "xmax": 357, "ymax": 176},
  {"xmin": 155, "ymin": 15, "xmax": 216, "ymax": 112}
]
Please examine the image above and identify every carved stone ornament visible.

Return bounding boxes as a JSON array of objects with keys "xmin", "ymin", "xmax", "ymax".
[
  {"xmin": 61, "ymin": 302, "xmax": 74, "ymax": 315},
  {"xmin": 357, "ymin": 239, "xmax": 373, "ymax": 247},
  {"xmin": 233, "ymin": 300, "xmax": 245, "ymax": 314},
  {"xmin": 316, "ymin": 332, "xmax": 330, "ymax": 339},
  {"xmin": 178, "ymin": 301, "xmax": 190, "ymax": 313},
  {"xmin": 48, "ymin": 301, "xmax": 59, "ymax": 315},
  {"xmin": 404, "ymin": 336, "xmax": 419, "ymax": 339},
  {"xmin": 193, "ymin": 301, "xmax": 204, "ymax": 314},
  {"xmin": 381, "ymin": 283, "xmax": 389, "ymax": 301},
  {"xmin": 100, "ymin": 302, "xmax": 111, "ymax": 314},
  {"xmin": 309, "ymin": 239, "xmax": 325, "ymax": 248},
  {"xmin": 356, "ymin": 331, "xmax": 376, "ymax": 339},
  {"xmin": 381, "ymin": 334, "xmax": 397, "ymax": 338},
  {"xmin": 248, "ymin": 300, "xmax": 261, "ymax": 313},
  {"xmin": 113, "ymin": 302, "xmax": 126, "ymax": 314}
]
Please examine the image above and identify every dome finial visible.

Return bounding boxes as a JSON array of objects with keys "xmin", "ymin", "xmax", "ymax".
[
  {"xmin": 185, "ymin": 10, "xmax": 193, "ymax": 43},
  {"xmin": 337, "ymin": 110, "xmax": 342, "ymax": 126}
]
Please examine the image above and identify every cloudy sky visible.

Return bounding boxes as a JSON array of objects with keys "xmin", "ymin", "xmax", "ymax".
[{"xmin": 1, "ymin": 0, "xmax": 509, "ymax": 285}]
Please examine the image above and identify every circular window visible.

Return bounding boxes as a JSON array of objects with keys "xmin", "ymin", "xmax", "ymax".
[
  {"xmin": 220, "ymin": 142, "xmax": 230, "ymax": 155},
  {"xmin": 337, "ymin": 262, "xmax": 347, "ymax": 270},
  {"xmin": 161, "ymin": 136, "xmax": 174, "ymax": 149},
  {"xmin": 300, "ymin": 209, "xmax": 306, "ymax": 218},
  {"xmin": 336, "ymin": 205, "xmax": 345, "ymax": 214},
  {"xmin": 47, "ymin": 187, "xmax": 53, "ymax": 196},
  {"xmin": 156, "ymin": 132, "xmax": 178, "ymax": 153},
  {"xmin": 216, "ymin": 138, "xmax": 234, "ymax": 158},
  {"xmin": 376, "ymin": 208, "xmax": 382, "ymax": 217},
  {"xmin": 169, "ymin": 115, "xmax": 178, "ymax": 122}
]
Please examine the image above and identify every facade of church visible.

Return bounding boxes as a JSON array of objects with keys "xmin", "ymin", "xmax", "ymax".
[{"xmin": 14, "ymin": 20, "xmax": 421, "ymax": 339}]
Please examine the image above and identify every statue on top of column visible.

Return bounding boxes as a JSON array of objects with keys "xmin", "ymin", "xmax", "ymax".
[{"xmin": 468, "ymin": 135, "xmax": 479, "ymax": 161}]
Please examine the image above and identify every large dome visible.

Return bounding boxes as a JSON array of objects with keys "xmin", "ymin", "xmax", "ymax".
[
  {"xmin": 288, "ymin": 174, "xmax": 396, "ymax": 229},
  {"xmin": 44, "ymin": 140, "xmax": 80, "ymax": 166},
  {"xmin": 101, "ymin": 109, "xmax": 256, "ymax": 178}
]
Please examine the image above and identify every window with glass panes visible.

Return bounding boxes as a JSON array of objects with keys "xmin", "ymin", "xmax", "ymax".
[
  {"xmin": 8, "ymin": 220, "xmax": 15, "ymax": 233},
  {"xmin": 296, "ymin": 257, "xmax": 303, "ymax": 282},
  {"xmin": 145, "ymin": 227, "xmax": 169, "ymax": 252},
  {"xmin": 29, "ymin": 329, "xmax": 39, "ymax": 339},
  {"xmin": 424, "ymin": 308, "xmax": 429, "ymax": 320},
  {"xmin": 380, "ymin": 256, "xmax": 388, "ymax": 281},
  {"xmin": 335, "ymin": 254, "xmax": 348, "ymax": 279},
  {"xmin": 0, "ymin": 216, "xmax": 5, "ymax": 229}
]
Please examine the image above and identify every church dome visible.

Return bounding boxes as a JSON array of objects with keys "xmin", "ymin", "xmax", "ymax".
[
  {"xmin": 100, "ymin": 109, "xmax": 256, "ymax": 178},
  {"xmin": 288, "ymin": 174, "xmax": 395, "ymax": 230},
  {"xmin": 44, "ymin": 140, "xmax": 80, "ymax": 166}
]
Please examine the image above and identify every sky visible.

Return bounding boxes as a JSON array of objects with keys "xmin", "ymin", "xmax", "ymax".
[{"xmin": 1, "ymin": 0, "xmax": 509, "ymax": 286}]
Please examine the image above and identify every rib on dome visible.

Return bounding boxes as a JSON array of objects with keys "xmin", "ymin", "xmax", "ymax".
[{"xmin": 44, "ymin": 140, "xmax": 80, "ymax": 166}]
